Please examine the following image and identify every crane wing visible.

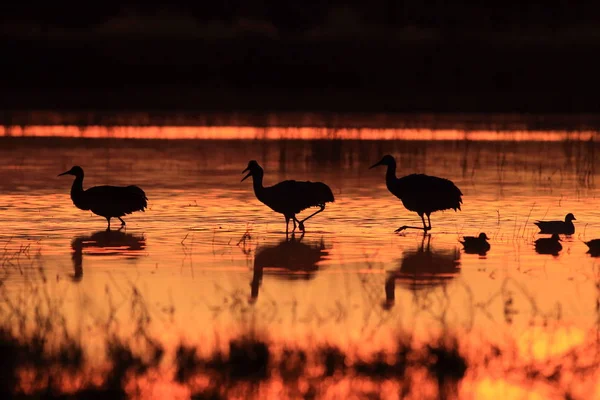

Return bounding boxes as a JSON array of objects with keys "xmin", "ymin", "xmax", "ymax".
[
  {"xmin": 265, "ymin": 180, "xmax": 334, "ymax": 214},
  {"xmin": 394, "ymin": 174, "xmax": 463, "ymax": 213},
  {"xmin": 84, "ymin": 185, "xmax": 148, "ymax": 216}
]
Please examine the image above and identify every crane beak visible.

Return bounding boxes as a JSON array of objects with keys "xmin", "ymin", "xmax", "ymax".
[
  {"xmin": 57, "ymin": 170, "xmax": 70, "ymax": 177},
  {"xmin": 241, "ymin": 168, "xmax": 251, "ymax": 182},
  {"xmin": 368, "ymin": 160, "xmax": 382, "ymax": 169}
]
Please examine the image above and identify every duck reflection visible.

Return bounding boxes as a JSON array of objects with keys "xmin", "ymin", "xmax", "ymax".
[
  {"xmin": 534, "ymin": 234, "xmax": 562, "ymax": 257},
  {"xmin": 70, "ymin": 230, "xmax": 146, "ymax": 282},
  {"xmin": 384, "ymin": 234, "xmax": 461, "ymax": 309},
  {"xmin": 250, "ymin": 233, "xmax": 329, "ymax": 302}
]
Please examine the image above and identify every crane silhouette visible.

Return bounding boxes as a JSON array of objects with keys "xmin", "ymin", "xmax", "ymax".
[
  {"xmin": 534, "ymin": 213, "xmax": 576, "ymax": 235},
  {"xmin": 241, "ymin": 160, "xmax": 334, "ymax": 235},
  {"xmin": 369, "ymin": 155, "xmax": 463, "ymax": 232},
  {"xmin": 58, "ymin": 166, "xmax": 148, "ymax": 230}
]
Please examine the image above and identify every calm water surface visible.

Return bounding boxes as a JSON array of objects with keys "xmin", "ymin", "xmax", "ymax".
[{"xmin": 1, "ymin": 132, "xmax": 599, "ymax": 399}]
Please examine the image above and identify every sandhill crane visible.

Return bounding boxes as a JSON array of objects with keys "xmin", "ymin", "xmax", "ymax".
[
  {"xmin": 241, "ymin": 160, "xmax": 334, "ymax": 235},
  {"xmin": 369, "ymin": 155, "xmax": 463, "ymax": 232},
  {"xmin": 58, "ymin": 166, "xmax": 148, "ymax": 230}
]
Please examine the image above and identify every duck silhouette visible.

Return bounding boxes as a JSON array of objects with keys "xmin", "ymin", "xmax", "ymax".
[
  {"xmin": 459, "ymin": 232, "xmax": 491, "ymax": 255},
  {"xmin": 534, "ymin": 234, "xmax": 562, "ymax": 256},
  {"xmin": 534, "ymin": 213, "xmax": 576, "ymax": 235},
  {"xmin": 249, "ymin": 234, "xmax": 329, "ymax": 302},
  {"xmin": 384, "ymin": 234, "xmax": 461, "ymax": 308}
]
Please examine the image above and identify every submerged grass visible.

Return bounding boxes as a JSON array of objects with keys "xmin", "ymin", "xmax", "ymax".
[
  {"xmin": 0, "ymin": 252, "xmax": 473, "ymax": 399},
  {"xmin": 1, "ymin": 271, "xmax": 599, "ymax": 400}
]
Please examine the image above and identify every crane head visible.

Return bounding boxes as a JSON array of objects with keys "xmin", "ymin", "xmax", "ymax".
[
  {"xmin": 241, "ymin": 160, "xmax": 261, "ymax": 182},
  {"xmin": 369, "ymin": 154, "xmax": 396, "ymax": 169},
  {"xmin": 58, "ymin": 166, "xmax": 84, "ymax": 178}
]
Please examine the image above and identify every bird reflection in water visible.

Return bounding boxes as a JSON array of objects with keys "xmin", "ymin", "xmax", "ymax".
[
  {"xmin": 70, "ymin": 230, "xmax": 146, "ymax": 282},
  {"xmin": 250, "ymin": 233, "xmax": 329, "ymax": 303},
  {"xmin": 533, "ymin": 234, "xmax": 562, "ymax": 257},
  {"xmin": 584, "ymin": 239, "xmax": 600, "ymax": 257},
  {"xmin": 384, "ymin": 234, "xmax": 461, "ymax": 309}
]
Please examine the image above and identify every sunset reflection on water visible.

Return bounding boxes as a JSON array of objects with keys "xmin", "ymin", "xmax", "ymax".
[
  {"xmin": 0, "ymin": 124, "xmax": 599, "ymax": 399},
  {"xmin": 1, "ymin": 124, "xmax": 597, "ymax": 141}
]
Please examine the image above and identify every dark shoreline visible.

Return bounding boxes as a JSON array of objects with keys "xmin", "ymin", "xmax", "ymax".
[
  {"xmin": 4, "ymin": 87, "xmax": 600, "ymax": 114},
  {"xmin": 3, "ymin": 36, "xmax": 600, "ymax": 118}
]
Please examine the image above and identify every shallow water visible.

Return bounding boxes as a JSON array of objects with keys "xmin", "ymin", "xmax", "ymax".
[{"xmin": 1, "ymin": 133, "xmax": 600, "ymax": 398}]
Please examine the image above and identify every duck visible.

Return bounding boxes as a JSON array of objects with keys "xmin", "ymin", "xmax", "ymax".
[
  {"xmin": 459, "ymin": 232, "xmax": 491, "ymax": 255},
  {"xmin": 534, "ymin": 213, "xmax": 576, "ymax": 235}
]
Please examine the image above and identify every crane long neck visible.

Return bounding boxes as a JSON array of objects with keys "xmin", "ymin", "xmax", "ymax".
[
  {"xmin": 252, "ymin": 169, "xmax": 265, "ymax": 198},
  {"xmin": 385, "ymin": 161, "xmax": 398, "ymax": 185},
  {"xmin": 70, "ymin": 175, "xmax": 84, "ymax": 203}
]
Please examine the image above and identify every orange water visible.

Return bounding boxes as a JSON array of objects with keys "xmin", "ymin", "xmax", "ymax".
[{"xmin": 1, "ymin": 134, "xmax": 599, "ymax": 399}]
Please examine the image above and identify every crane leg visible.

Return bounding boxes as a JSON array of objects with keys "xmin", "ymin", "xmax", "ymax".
[
  {"xmin": 394, "ymin": 214, "xmax": 431, "ymax": 232},
  {"xmin": 292, "ymin": 216, "xmax": 298, "ymax": 233},
  {"xmin": 299, "ymin": 205, "xmax": 325, "ymax": 231},
  {"xmin": 118, "ymin": 217, "xmax": 126, "ymax": 229},
  {"xmin": 426, "ymin": 213, "xmax": 432, "ymax": 230},
  {"xmin": 285, "ymin": 216, "xmax": 290, "ymax": 237},
  {"xmin": 106, "ymin": 217, "xmax": 111, "ymax": 231}
]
